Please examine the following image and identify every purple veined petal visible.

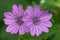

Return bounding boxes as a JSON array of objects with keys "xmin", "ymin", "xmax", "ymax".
[
  {"xmin": 12, "ymin": 4, "xmax": 18, "ymax": 16},
  {"xmin": 22, "ymin": 11, "xmax": 32, "ymax": 22},
  {"xmin": 18, "ymin": 4, "xmax": 24, "ymax": 17},
  {"xmin": 23, "ymin": 25, "xmax": 29, "ymax": 32},
  {"xmin": 41, "ymin": 21, "xmax": 52, "ymax": 28},
  {"xmin": 11, "ymin": 25, "xmax": 19, "ymax": 34},
  {"xmin": 25, "ymin": 21, "xmax": 32, "ymax": 26},
  {"xmin": 30, "ymin": 24, "xmax": 35, "ymax": 36},
  {"xmin": 34, "ymin": 5, "xmax": 41, "ymax": 17},
  {"xmin": 26, "ymin": 6, "xmax": 35, "ymax": 18},
  {"xmin": 19, "ymin": 26, "xmax": 25, "ymax": 35},
  {"xmin": 4, "ymin": 12, "xmax": 15, "ymax": 19},
  {"xmin": 4, "ymin": 18, "xmax": 15, "ymax": 25},
  {"xmin": 38, "ymin": 25, "xmax": 42, "ymax": 33},
  {"xmin": 35, "ymin": 25, "xmax": 42, "ymax": 36},
  {"xmin": 40, "ymin": 14, "xmax": 52, "ymax": 21},
  {"xmin": 22, "ymin": 14, "xmax": 32, "ymax": 22},
  {"xmin": 6, "ymin": 24, "xmax": 16, "ymax": 33},
  {"xmin": 24, "ymin": 26, "xmax": 29, "ymax": 32},
  {"xmin": 40, "ymin": 23, "xmax": 49, "ymax": 33},
  {"xmin": 40, "ymin": 10, "xmax": 52, "ymax": 20}
]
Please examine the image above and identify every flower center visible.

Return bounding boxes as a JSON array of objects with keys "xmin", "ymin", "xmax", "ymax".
[
  {"xmin": 16, "ymin": 16, "xmax": 24, "ymax": 25},
  {"xmin": 33, "ymin": 17, "xmax": 40, "ymax": 25}
]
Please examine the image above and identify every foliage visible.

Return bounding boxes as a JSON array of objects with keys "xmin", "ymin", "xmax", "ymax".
[{"xmin": 0, "ymin": 0, "xmax": 60, "ymax": 40}]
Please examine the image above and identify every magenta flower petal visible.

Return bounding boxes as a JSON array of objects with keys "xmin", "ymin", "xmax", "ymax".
[
  {"xmin": 40, "ymin": 10, "xmax": 52, "ymax": 20},
  {"xmin": 4, "ymin": 18, "xmax": 15, "ymax": 25},
  {"xmin": 34, "ymin": 5, "xmax": 41, "ymax": 17},
  {"xmin": 6, "ymin": 24, "xmax": 16, "ymax": 33},
  {"xmin": 26, "ymin": 6, "xmax": 35, "ymax": 17},
  {"xmin": 41, "ymin": 21, "xmax": 52, "ymax": 28},
  {"xmin": 19, "ymin": 26, "xmax": 25, "ymax": 35},
  {"xmin": 12, "ymin": 4, "xmax": 18, "ymax": 16},
  {"xmin": 23, "ymin": 25, "xmax": 29, "ymax": 32},
  {"xmin": 40, "ymin": 24, "xmax": 49, "ymax": 33},
  {"xmin": 11, "ymin": 26, "xmax": 19, "ymax": 34},
  {"xmin": 22, "ymin": 14, "xmax": 32, "ymax": 22},
  {"xmin": 35, "ymin": 25, "xmax": 42, "ymax": 36},
  {"xmin": 4, "ymin": 12, "xmax": 14, "ymax": 19},
  {"xmin": 12, "ymin": 4, "xmax": 24, "ymax": 17},
  {"xmin": 30, "ymin": 24, "xmax": 35, "ymax": 36},
  {"xmin": 18, "ymin": 5, "xmax": 24, "ymax": 16},
  {"xmin": 35, "ymin": 27, "xmax": 40, "ymax": 36}
]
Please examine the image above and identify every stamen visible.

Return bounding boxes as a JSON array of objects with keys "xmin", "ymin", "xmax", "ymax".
[
  {"xmin": 16, "ymin": 16, "xmax": 24, "ymax": 25},
  {"xmin": 33, "ymin": 17, "xmax": 40, "ymax": 25}
]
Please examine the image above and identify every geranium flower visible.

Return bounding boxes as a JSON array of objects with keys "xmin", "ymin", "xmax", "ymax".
[
  {"xmin": 4, "ymin": 4, "xmax": 29, "ymax": 35},
  {"xmin": 24, "ymin": 5, "xmax": 52, "ymax": 36}
]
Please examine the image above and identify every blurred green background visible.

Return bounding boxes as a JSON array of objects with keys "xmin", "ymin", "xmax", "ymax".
[{"xmin": 0, "ymin": 0, "xmax": 60, "ymax": 40}]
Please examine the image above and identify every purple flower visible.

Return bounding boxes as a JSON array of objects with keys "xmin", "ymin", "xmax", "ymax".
[
  {"xmin": 4, "ymin": 4, "xmax": 29, "ymax": 35},
  {"xmin": 24, "ymin": 5, "xmax": 52, "ymax": 36}
]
